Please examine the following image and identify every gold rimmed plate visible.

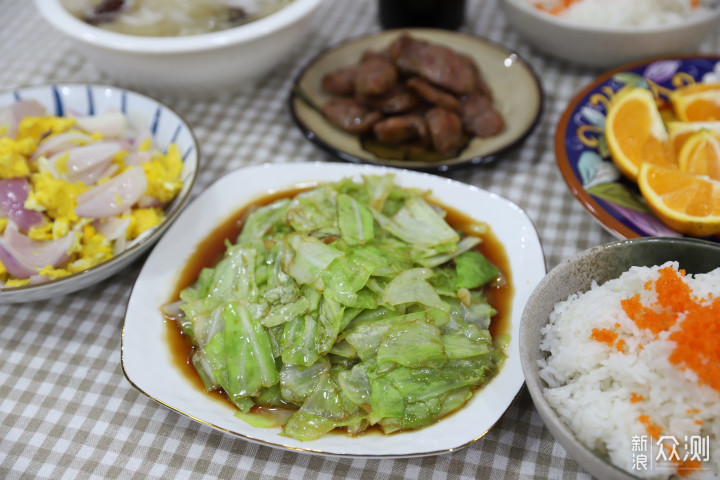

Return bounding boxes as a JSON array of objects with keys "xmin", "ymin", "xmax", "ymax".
[
  {"xmin": 121, "ymin": 162, "xmax": 546, "ymax": 457},
  {"xmin": 289, "ymin": 29, "xmax": 543, "ymax": 172}
]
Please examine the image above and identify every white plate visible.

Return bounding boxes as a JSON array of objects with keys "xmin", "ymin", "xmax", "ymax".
[
  {"xmin": 122, "ymin": 162, "xmax": 546, "ymax": 457},
  {"xmin": 0, "ymin": 83, "xmax": 198, "ymax": 303}
]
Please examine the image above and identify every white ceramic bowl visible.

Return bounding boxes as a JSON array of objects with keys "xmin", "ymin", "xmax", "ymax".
[
  {"xmin": 123, "ymin": 162, "xmax": 547, "ymax": 457},
  {"xmin": 0, "ymin": 83, "xmax": 198, "ymax": 303},
  {"xmin": 34, "ymin": 0, "xmax": 324, "ymax": 96},
  {"xmin": 520, "ymin": 237, "xmax": 720, "ymax": 479},
  {"xmin": 499, "ymin": 0, "xmax": 720, "ymax": 68}
]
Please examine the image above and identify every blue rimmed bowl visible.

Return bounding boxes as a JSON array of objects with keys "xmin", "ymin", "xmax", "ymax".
[{"xmin": 0, "ymin": 83, "xmax": 199, "ymax": 303}]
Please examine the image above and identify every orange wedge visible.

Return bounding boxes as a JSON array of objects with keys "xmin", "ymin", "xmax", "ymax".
[
  {"xmin": 638, "ymin": 163, "xmax": 720, "ymax": 236},
  {"xmin": 677, "ymin": 129, "xmax": 720, "ymax": 180},
  {"xmin": 669, "ymin": 83, "xmax": 720, "ymax": 122},
  {"xmin": 667, "ymin": 121, "xmax": 720, "ymax": 157},
  {"xmin": 605, "ymin": 88, "xmax": 675, "ymax": 182}
]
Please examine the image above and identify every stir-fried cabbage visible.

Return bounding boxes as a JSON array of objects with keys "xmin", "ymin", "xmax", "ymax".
[{"xmin": 170, "ymin": 174, "xmax": 508, "ymax": 441}]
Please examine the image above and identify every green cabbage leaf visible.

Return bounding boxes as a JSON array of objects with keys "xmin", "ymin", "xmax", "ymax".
[{"xmin": 171, "ymin": 174, "xmax": 507, "ymax": 441}]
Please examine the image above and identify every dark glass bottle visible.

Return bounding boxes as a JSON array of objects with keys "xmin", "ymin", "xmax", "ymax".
[{"xmin": 378, "ymin": 0, "xmax": 467, "ymax": 30}]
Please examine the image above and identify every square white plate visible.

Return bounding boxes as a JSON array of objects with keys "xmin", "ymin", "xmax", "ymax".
[{"xmin": 122, "ymin": 162, "xmax": 546, "ymax": 457}]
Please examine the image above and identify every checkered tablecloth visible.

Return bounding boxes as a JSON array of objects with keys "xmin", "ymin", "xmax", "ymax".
[{"xmin": 2, "ymin": 1, "xmax": 718, "ymax": 479}]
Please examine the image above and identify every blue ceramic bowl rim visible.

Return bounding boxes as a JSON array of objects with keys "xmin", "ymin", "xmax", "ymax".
[{"xmin": 0, "ymin": 83, "xmax": 199, "ymax": 302}]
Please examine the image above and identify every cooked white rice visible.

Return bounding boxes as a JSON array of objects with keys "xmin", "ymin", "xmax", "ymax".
[
  {"xmin": 525, "ymin": 0, "xmax": 716, "ymax": 27},
  {"xmin": 540, "ymin": 262, "xmax": 720, "ymax": 479}
]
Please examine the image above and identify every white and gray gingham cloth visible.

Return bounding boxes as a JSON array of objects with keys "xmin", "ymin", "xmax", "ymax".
[{"xmin": 2, "ymin": 1, "xmax": 719, "ymax": 479}]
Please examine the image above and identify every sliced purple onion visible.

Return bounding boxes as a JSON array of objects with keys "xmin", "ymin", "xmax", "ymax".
[
  {"xmin": 93, "ymin": 216, "xmax": 129, "ymax": 241},
  {"xmin": 48, "ymin": 141, "xmax": 122, "ymax": 185},
  {"xmin": 75, "ymin": 111, "xmax": 127, "ymax": 138},
  {"xmin": 75, "ymin": 167, "xmax": 147, "ymax": 218},
  {"xmin": 0, "ymin": 221, "xmax": 74, "ymax": 279},
  {"xmin": 0, "ymin": 100, "xmax": 46, "ymax": 139},
  {"xmin": 124, "ymin": 151, "xmax": 152, "ymax": 165},
  {"xmin": 0, "ymin": 243, "xmax": 37, "ymax": 278},
  {"xmin": 0, "ymin": 178, "xmax": 44, "ymax": 232},
  {"xmin": 118, "ymin": 127, "xmax": 153, "ymax": 153},
  {"xmin": 69, "ymin": 161, "xmax": 119, "ymax": 187},
  {"xmin": 13, "ymin": 100, "xmax": 47, "ymax": 122},
  {"xmin": 32, "ymin": 131, "xmax": 95, "ymax": 160}
]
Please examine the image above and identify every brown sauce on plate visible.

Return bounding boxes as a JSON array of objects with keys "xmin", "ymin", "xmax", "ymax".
[{"xmin": 163, "ymin": 186, "xmax": 514, "ymax": 422}]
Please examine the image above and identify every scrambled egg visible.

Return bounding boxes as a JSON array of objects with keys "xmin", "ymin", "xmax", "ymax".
[
  {"xmin": 26, "ymin": 171, "xmax": 88, "ymax": 228},
  {"xmin": 18, "ymin": 116, "xmax": 76, "ymax": 143},
  {"xmin": 0, "ymin": 113, "xmax": 184, "ymax": 286},
  {"xmin": 125, "ymin": 207, "xmax": 166, "ymax": 240},
  {"xmin": 142, "ymin": 143, "xmax": 184, "ymax": 203},
  {"xmin": 0, "ymin": 137, "xmax": 35, "ymax": 178}
]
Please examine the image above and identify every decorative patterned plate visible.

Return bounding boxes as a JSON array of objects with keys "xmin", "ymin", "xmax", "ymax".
[
  {"xmin": 555, "ymin": 54, "xmax": 720, "ymax": 242},
  {"xmin": 289, "ymin": 29, "xmax": 543, "ymax": 172}
]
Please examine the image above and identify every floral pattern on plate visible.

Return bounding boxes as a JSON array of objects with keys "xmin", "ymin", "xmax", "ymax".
[{"xmin": 555, "ymin": 55, "xmax": 720, "ymax": 242}]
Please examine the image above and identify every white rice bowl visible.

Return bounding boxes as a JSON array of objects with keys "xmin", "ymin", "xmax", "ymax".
[
  {"xmin": 540, "ymin": 261, "xmax": 720, "ymax": 479},
  {"xmin": 522, "ymin": 0, "xmax": 715, "ymax": 27}
]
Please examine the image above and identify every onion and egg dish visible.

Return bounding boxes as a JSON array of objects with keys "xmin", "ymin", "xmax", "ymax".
[{"xmin": 0, "ymin": 100, "xmax": 184, "ymax": 287}]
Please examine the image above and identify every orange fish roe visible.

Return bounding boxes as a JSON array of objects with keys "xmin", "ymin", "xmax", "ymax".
[
  {"xmin": 654, "ymin": 267, "xmax": 692, "ymax": 312},
  {"xmin": 638, "ymin": 414, "xmax": 662, "ymax": 439},
  {"xmin": 668, "ymin": 295, "xmax": 720, "ymax": 392},
  {"xmin": 590, "ymin": 328, "xmax": 618, "ymax": 346},
  {"xmin": 622, "ymin": 265, "xmax": 720, "ymax": 393},
  {"xmin": 589, "ymin": 327, "xmax": 628, "ymax": 352},
  {"xmin": 630, "ymin": 392, "xmax": 644, "ymax": 403},
  {"xmin": 621, "ymin": 293, "xmax": 676, "ymax": 334},
  {"xmin": 534, "ymin": 0, "xmax": 582, "ymax": 15}
]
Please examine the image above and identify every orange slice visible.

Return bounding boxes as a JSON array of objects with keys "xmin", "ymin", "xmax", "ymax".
[
  {"xmin": 605, "ymin": 88, "xmax": 675, "ymax": 182},
  {"xmin": 669, "ymin": 83, "xmax": 720, "ymax": 122},
  {"xmin": 638, "ymin": 163, "xmax": 720, "ymax": 237},
  {"xmin": 677, "ymin": 129, "xmax": 720, "ymax": 180},
  {"xmin": 667, "ymin": 121, "xmax": 720, "ymax": 157}
]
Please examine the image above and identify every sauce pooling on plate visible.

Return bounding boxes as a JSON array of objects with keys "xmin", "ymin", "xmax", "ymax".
[{"xmin": 163, "ymin": 175, "xmax": 513, "ymax": 440}]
